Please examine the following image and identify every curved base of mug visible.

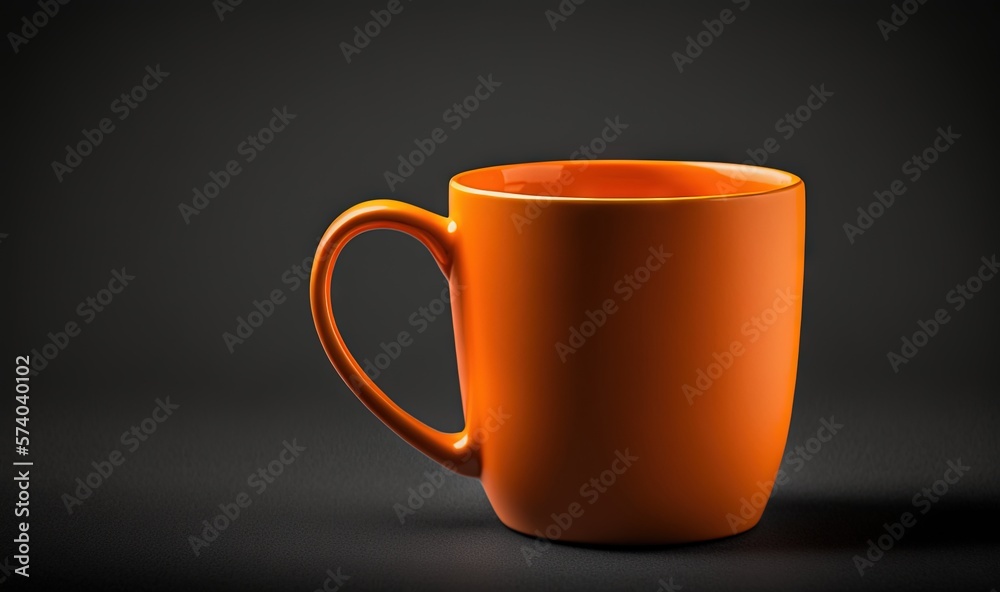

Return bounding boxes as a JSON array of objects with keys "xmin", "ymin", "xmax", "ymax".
[{"xmin": 497, "ymin": 514, "xmax": 763, "ymax": 547}]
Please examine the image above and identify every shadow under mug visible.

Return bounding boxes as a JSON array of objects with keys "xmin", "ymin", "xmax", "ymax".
[{"xmin": 311, "ymin": 160, "xmax": 805, "ymax": 544}]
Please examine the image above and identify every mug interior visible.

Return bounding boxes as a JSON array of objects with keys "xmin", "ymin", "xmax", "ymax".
[{"xmin": 451, "ymin": 160, "xmax": 801, "ymax": 200}]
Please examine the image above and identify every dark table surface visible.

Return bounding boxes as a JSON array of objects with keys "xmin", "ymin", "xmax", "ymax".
[{"xmin": 17, "ymin": 381, "xmax": 999, "ymax": 591}]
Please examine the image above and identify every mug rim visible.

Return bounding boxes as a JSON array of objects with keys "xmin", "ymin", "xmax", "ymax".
[{"xmin": 449, "ymin": 159, "xmax": 803, "ymax": 202}]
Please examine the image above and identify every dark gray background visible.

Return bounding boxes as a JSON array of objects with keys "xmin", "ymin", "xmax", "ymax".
[{"xmin": 2, "ymin": 0, "xmax": 998, "ymax": 590}]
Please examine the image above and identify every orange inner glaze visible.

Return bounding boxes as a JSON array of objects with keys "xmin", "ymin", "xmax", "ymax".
[
  {"xmin": 312, "ymin": 160, "xmax": 805, "ymax": 544},
  {"xmin": 453, "ymin": 160, "xmax": 797, "ymax": 199}
]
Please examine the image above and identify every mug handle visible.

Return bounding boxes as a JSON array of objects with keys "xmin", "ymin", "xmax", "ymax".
[{"xmin": 309, "ymin": 199, "xmax": 480, "ymax": 477}]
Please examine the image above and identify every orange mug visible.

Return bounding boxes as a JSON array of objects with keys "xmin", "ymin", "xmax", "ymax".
[{"xmin": 311, "ymin": 160, "xmax": 805, "ymax": 544}]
